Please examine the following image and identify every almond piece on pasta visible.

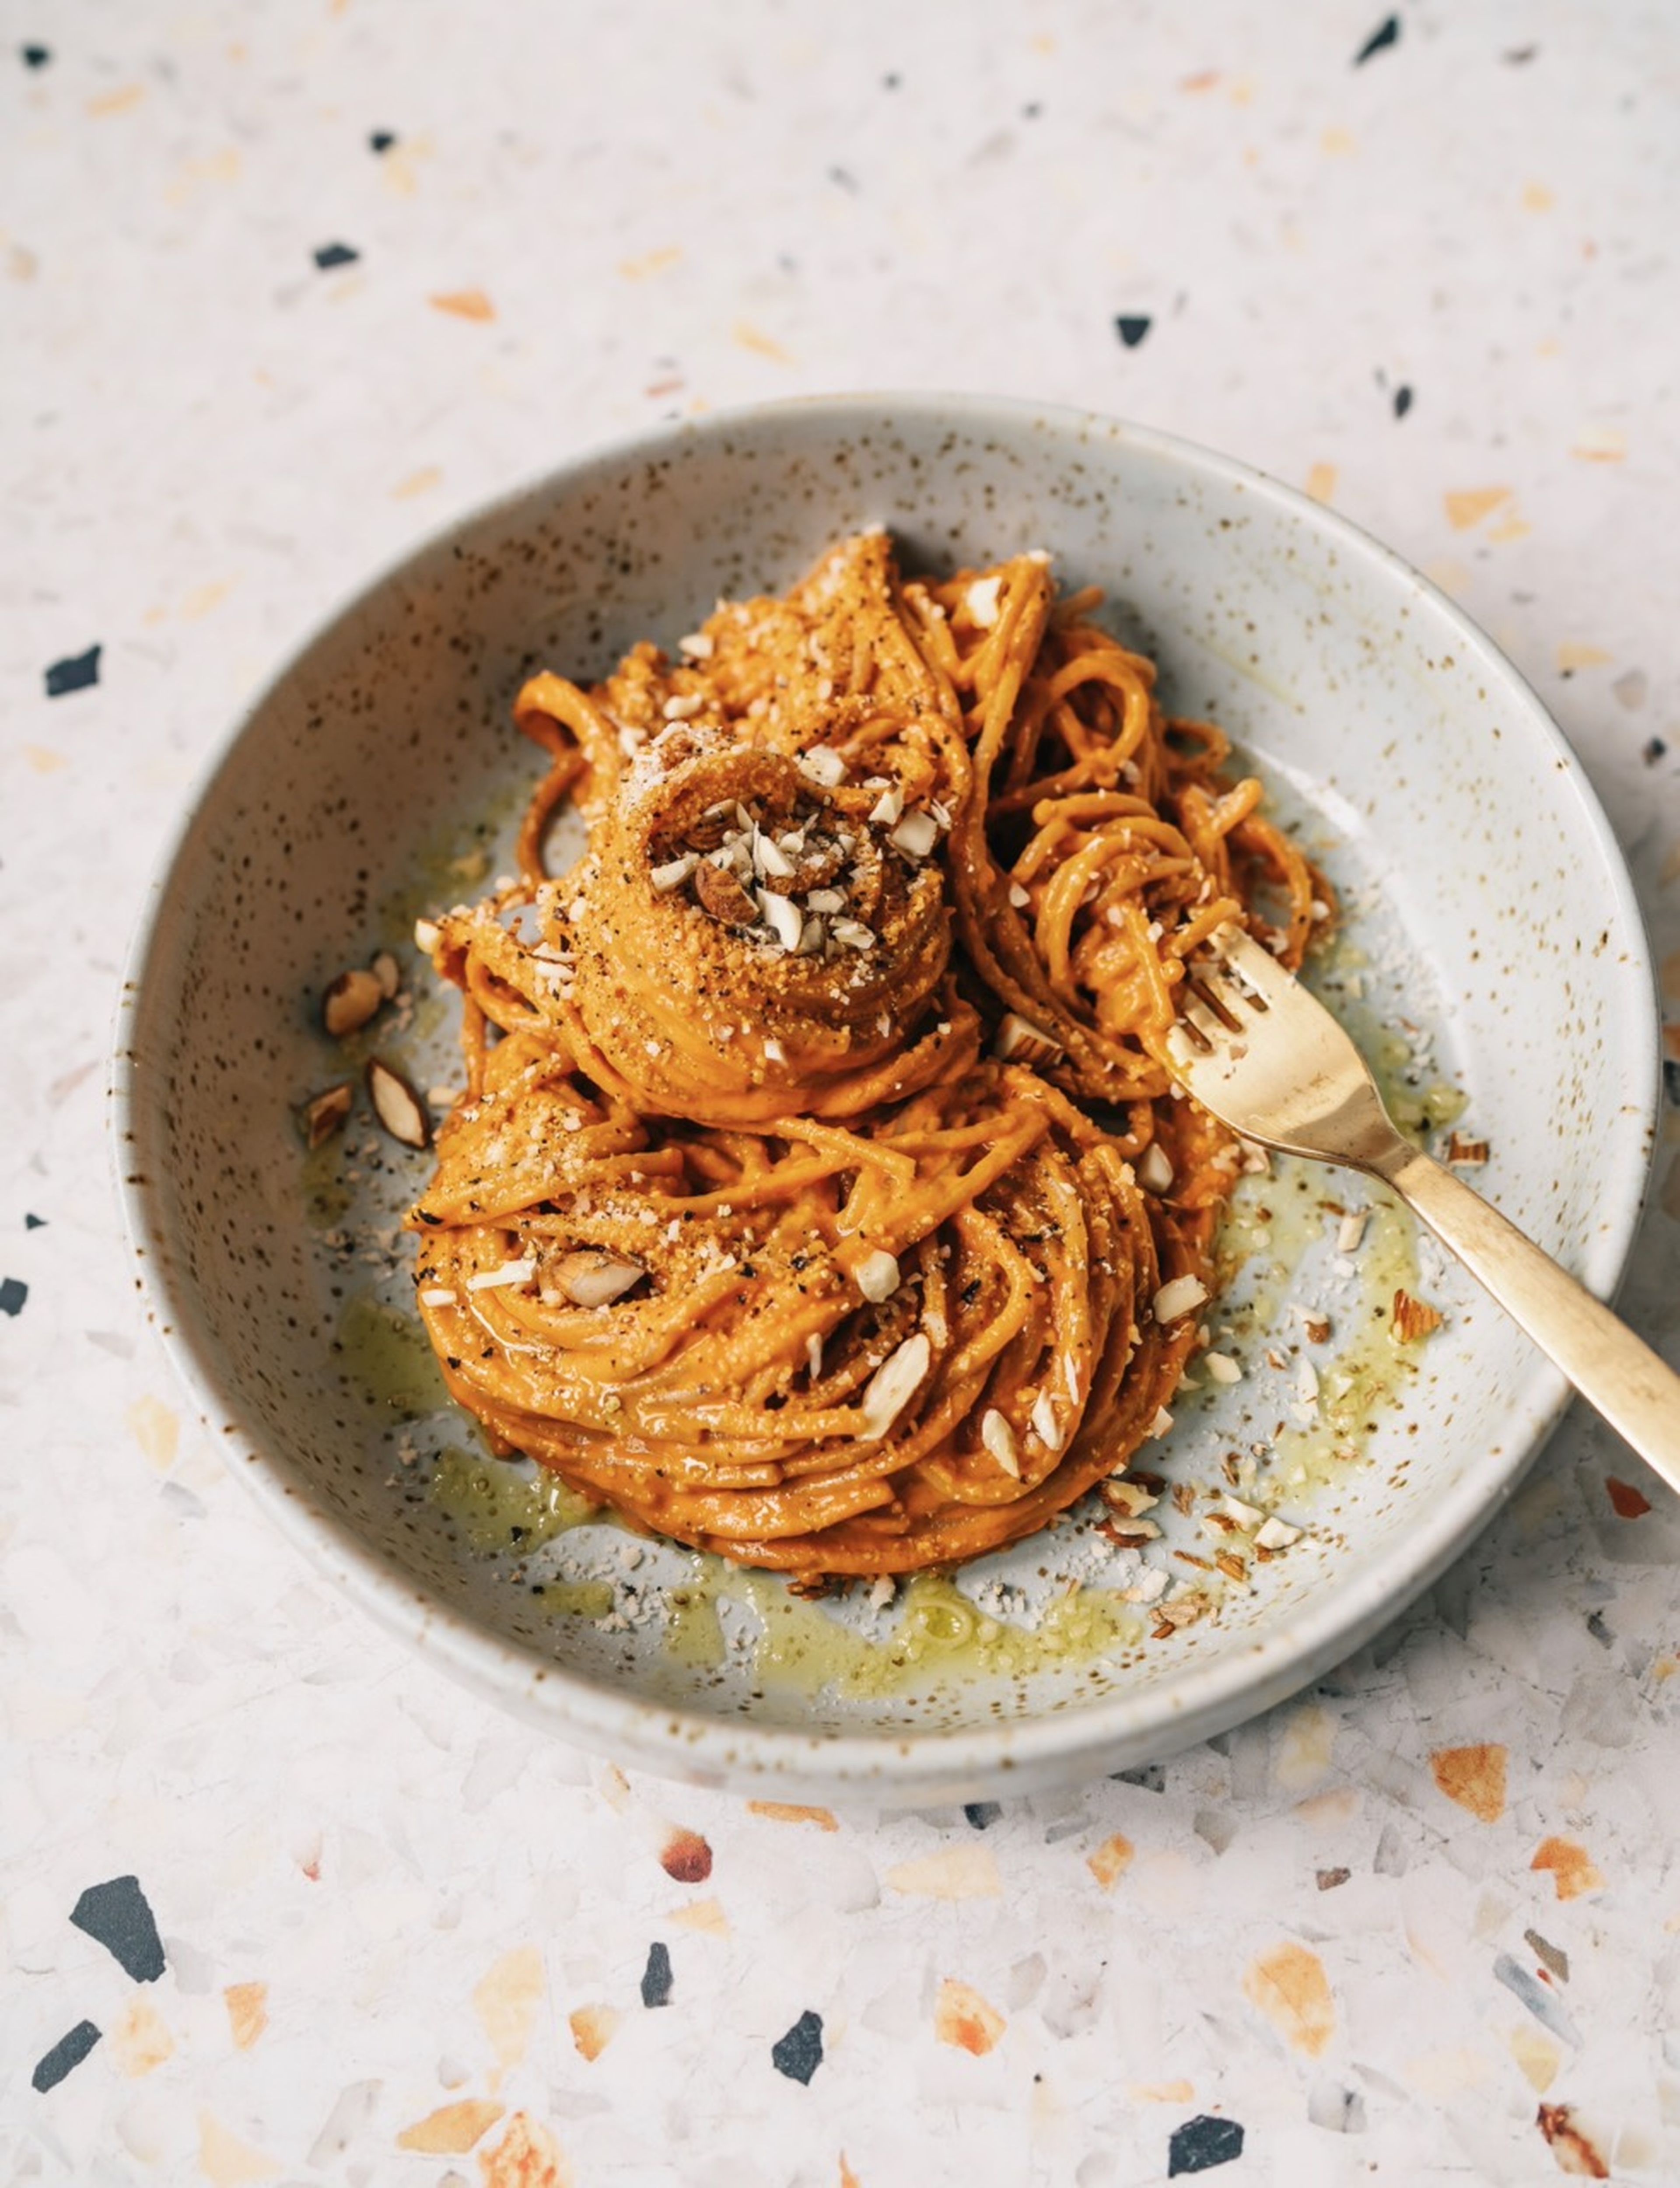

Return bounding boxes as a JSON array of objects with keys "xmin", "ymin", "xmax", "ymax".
[
  {"xmin": 553, "ymin": 1250, "xmax": 646, "ymax": 1308},
  {"xmin": 861, "ymin": 1332, "xmax": 930, "ymax": 1440}
]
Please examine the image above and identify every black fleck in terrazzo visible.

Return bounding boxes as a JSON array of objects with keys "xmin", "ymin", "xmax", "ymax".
[
  {"xmin": 70, "ymin": 1875, "xmax": 166, "ymax": 1981},
  {"xmin": 640, "ymin": 1940, "xmax": 672, "ymax": 2007},
  {"xmin": 1114, "ymin": 314, "xmax": 1152, "ymax": 349},
  {"xmin": 313, "ymin": 242, "xmax": 360, "ymax": 270},
  {"xmin": 43, "ymin": 645, "xmax": 100, "ymax": 697},
  {"xmin": 1168, "ymin": 2114, "xmax": 1245, "ymax": 2175},
  {"xmin": 770, "ymin": 2009, "xmax": 823, "ymax": 2084},
  {"xmin": 0, "ymin": 1277, "xmax": 27, "ymax": 1316},
  {"xmin": 32, "ymin": 2020, "xmax": 100, "ymax": 2093},
  {"xmin": 1354, "ymin": 14, "xmax": 1401, "ymax": 64}
]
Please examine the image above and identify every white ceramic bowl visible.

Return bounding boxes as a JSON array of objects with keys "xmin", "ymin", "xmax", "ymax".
[{"xmin": 116, "ymin": 396, "xmax": 1659, "ymax": 1805}]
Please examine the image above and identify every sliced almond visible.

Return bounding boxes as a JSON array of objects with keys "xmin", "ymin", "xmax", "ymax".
[
  {"xmin": 753, "ymin": 831, "xmax": 796, "ymax": 882},
  {"xmin": 364, "ymin": 1057, "xmax": 431, "ymax": 1149},
  {"xmin": 323, "ymin": 967, "xmax": 384, "ymax": 1038},
  {"xmin": 855, "ymin": 1248, "xmax": 900, "ymax": 1303},
  {"xmin": 1029, "ymin": 1389, "xmax": 1063, "ymax": 1451},
  {"xmin": 677, "ymin": 630, "xmax": 714, "ymax": 659},
  {"xmin": 1255, "ymin": 1515, "xmax": 1303, "ymax": 1550},
  {"xmin": 980, "ymin": 1407, "xmax": 1020, "ymax": 1477},
  {"xmin": 759, "ymin": 891, "xmax": 805, "ymax": 952},
  {"xmin": 796, "ymin": 746, "xmax": 847, "ymax": 788},
  {"xmin": 993, "ymin": 1011, "xmax": 1062, "ymax": 1066},
  {"xmin": 553, "ymin": 1249, "xmax": 646, "ymax": 1308},
  {"xmin": 694, "ymin": 861, "xmax": 758, "ymax": 927},
  {"xmin": 651, "ymin": 852, "xmax": 700, "ymax": 892},
  {"xmin": 370, "ymin": 950, "xmax": 401, "ymax": 1000},
  {"xmin": 1102, "ymin": 1516, "xmax": 1162, "ymax": 1544},
  {"xmin": 889, "ymin": 810, "xmax": 940, "ymax": 859},
  {"xmin": 298, "ymin": 1080, "xmax": 353, "ymax": 1149},
  {"xmin": 1137, "ymin": 1143, "xmax": 1174, "ymax": 1195},
  {"xmin": 868, "ymin": 785, "xmax": 905, "ymax": 826},
  {"xmin": 861, "ymin": 1331, "xmax": 930, "ymax": 1440},
  {"xmin": 1099, "ymin": 1476, "xmax": 1159, "ymax": 1518},
  {"xmin": 829, "ymin": 917, "xmax": 875, "ymax": 953},
  {"xmin": 1152, "ymin": 1274, "xmax": 1210, "ymax": 1325},
  {"xmin": 965, "ymin": 575, "xmax": 1002, "ymax": 627},
  {"xmin": 413, "ymin": 915, "xmax": 441, "ymax": 955},
  {"xmin": 466, "ymin": 1255, "xmax": 538, "ymax": 1292}
]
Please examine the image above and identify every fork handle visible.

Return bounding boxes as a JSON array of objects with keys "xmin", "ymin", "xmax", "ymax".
[{"xmin": 1371, "ymin": 1141, "xmax": 1680, "ymax": 1489}]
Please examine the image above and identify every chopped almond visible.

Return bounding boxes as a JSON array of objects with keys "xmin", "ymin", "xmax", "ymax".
[
  {"xmin": 365, "ymin": 1058, "xmax": 430, "ymax": 1148},
  {"xmin": 323, "ymin": 967, "xmax": 384, "ymax": 1037},
  {"xmin": 694, "ymin": 862, "xmax": 758, "ymax": 926},
  {"xmin": 298, "ymin": 1081, "xmax": 353, "ymax": 1149},
  {"xmin": 1391, "ymin": 1288, "xmax": 1444, "ymax": 1344},
  {"xmin": 553, "ymin": 1250, "xmax": 646, "ymax": 1308}
]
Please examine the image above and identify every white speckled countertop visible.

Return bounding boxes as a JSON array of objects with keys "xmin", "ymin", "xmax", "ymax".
[{"xmin": 5, "ymin": 3, "xmax": 1680, "ymax": 2181}]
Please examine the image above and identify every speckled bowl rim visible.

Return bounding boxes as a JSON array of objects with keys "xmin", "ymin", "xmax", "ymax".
[{"xmin": 113, "ymin": 393, "xmax": 1662, "ymax": 1801}]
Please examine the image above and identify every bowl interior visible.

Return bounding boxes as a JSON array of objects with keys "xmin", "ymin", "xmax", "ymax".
[{"xmin": 119, "ymin": 399, "xmax": 1656, "ymax": 1801}]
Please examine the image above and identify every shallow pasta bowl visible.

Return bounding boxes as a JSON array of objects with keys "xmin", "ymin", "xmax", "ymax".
[{"xmin": 114, "ymin": 395, "xmax": 1659, "ymax": 1806}]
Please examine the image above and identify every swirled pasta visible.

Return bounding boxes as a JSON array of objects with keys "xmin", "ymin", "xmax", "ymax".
[{"xmin": 406, "ymin": 533, "xmax": 1326, "ymax": 1577}]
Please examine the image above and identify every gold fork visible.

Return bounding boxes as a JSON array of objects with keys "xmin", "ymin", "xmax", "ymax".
[{"xmin": 1164, "ymin": 923, "xmax": 1680, "ymax": 1484}]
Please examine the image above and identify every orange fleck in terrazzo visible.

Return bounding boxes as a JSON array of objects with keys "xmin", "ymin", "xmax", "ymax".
[
  {"xmin": 224, "ymin": 1982, "xmax": 267, "ymax": 2051},
  {"xmin": 397, "ymin": 2100, "xmax": 505, "ymax": 2155},
  {"xmin": 1430, "ymin": 1743, "xmax": 1508, "ymax": 1823},
  {"xmin": 934, "ymin": 1978, "xmax": 1006, "ymax": 2055},
  {"xmin": 479, "ymin": 2110, "xmax": 570, "ymax": 2188},
  {"xmin": 884, "ymin": 1846, "xmax": 1001, "ymax": 1900},
  {"xmin": 474, "ymin": 1946, "xmax": 544, "ymax": 2079},
  {"xmin": 197, "ymin": 2110, "xmax": 280, "ymax": 2187},
  {"xmin": 568, "ymin": 2004, "xmax": 620, "ymax": 2062},
  {"xmin": 1087, "ymin": 1832, "xmax": 1135, "ymax": 1889},
  {"xmin": 430, "ymin": 288, "xmax": 496, "ymax": 322},
  {"xmin": 1242, "ymin": 1942, "xmax": 1335, "ymax": 2056},
  {"xmin": 110, "ymin": 1996, "xmax": 174, "ymax": 2076},
  {"xmin": 732, "ymin": 318, "xmax": 793, "ymax": 363},
  {"xmin": 1444, "ymin": 486, "xmax": 1512, "ymax": 530},
  {"xmin": 748, "ymin": 1801, "xmax": 838, "ymax": 1830},
  {"xmin": 1531, "ymin": 1837, "xmax": 1604, "ymax": 1901},
  {"xmin": 671, "ymin": 1896, "xmax": 729, "ymax": 1936}
]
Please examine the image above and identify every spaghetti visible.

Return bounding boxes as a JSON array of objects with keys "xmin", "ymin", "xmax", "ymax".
[{"xmin": 406, "ymin": 534, "xmax": 1326, "ymax": 1576}]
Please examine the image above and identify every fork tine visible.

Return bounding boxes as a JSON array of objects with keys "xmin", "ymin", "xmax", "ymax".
[
  {"xmin": 1180, "ymin": 995, "xmax": 1232, "ymax": 1049},
  {"xmin": 1209, "ymin": 922, "xmax": 1295, "ymax": 1004},
  {"xmin": 1195, "ymin": 960, "xmax": 1264, "ymax": 1023}
]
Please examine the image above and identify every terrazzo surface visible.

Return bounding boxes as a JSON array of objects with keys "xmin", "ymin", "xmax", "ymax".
[{"xmin": 5, "ymin": 1, "xmax": 1680, "ymax": 2180}]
